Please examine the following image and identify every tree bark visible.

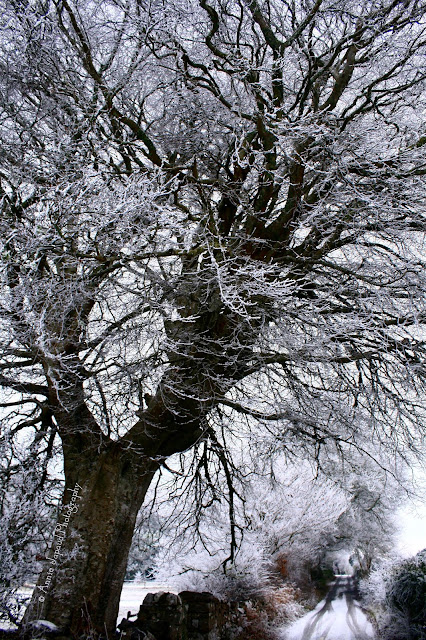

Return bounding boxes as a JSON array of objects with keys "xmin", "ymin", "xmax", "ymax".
[
  {"xmin": 23, "ymin": 442, "xmax": 157, "ymax": 637},
  {"xmin": 22, "ymin": 296, "xmax": 245, "ymax": 637},
  {"xmin": 22, "ymin": 370, "xmax": 208, "ymax": 638}
]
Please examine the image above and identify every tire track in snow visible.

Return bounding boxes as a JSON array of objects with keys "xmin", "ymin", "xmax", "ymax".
[{"xmin": 281, "ymin": 575, "xmax": 375, "ymax": 640}]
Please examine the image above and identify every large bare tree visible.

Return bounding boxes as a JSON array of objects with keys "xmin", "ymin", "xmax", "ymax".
[{"xmin": 0, "ymin": 0, "xmax": 425, "ymax": 635}]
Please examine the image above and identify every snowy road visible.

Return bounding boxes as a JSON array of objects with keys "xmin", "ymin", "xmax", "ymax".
[{"xmin": 281, "ymin": 575, "xmax": 375, "ymax": 640}]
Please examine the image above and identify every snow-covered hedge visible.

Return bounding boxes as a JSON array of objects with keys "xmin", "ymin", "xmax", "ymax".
[{"xmin": 361, "ymin": 549, "xmax": 426, "ymax": 640}]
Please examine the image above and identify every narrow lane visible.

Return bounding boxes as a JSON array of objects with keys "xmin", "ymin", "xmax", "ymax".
[{"xmin": 281, "ymin": 575, "xmax": 375, "ymax": 640}]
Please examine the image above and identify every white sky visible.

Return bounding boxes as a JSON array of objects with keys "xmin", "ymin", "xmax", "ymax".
[
  {"xmin": 397, "ymin": 470, "xmax": 426, "ymax": 558},
  {"xmin": 397, "ymin": 501, "xmax": 426, "ymax": 556}
]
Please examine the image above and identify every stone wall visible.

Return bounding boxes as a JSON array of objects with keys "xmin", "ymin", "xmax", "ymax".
[{"xmin": 118, "ymin": 591, "xmax": 245, "ymax": 640}]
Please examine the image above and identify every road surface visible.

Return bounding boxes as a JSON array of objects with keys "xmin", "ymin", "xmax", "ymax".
[{"xmin": 281, "ymin": 575, "xmax": 375, "ymax": 640}]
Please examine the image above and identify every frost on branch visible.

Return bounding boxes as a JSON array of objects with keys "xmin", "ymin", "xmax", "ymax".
[{"xmin": 0, "ymin": 0, "xmax": 425, "ymax": 633}]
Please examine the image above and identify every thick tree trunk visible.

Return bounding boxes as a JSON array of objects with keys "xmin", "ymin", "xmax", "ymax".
[
  {"xmin": 23, "ymin": 442, "xmax": 157, "ymax": 637},
  {"xmin": 22, "ymin": 321, "xmax": 235, "ymax": 637}
]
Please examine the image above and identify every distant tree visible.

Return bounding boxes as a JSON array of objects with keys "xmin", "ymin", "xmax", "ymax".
[
  {"xmin": 148, "ymin": 450, "xmax": 401, "ymax": 597},
  {"xmin": 0, "ymin": 0, "xmax": 425, "ymax": 635},
  {"xmin": 321, "ymin": 455, "xmax": 403, "ymax": 577},
  {"xmin": 125, "ymin": 514, "xmax": 161, "ymax": 581},
  {"xmin": 149, "ymin": 458, "xmax": 347, "ymax": 596}
]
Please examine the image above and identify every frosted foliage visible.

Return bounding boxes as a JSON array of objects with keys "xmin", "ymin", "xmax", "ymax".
[
  {"xmin": 145, "ymin": 455, "xmax": 398, "ymax": 599},
  {"xmin": 0, "ymin": 0, "xmax": 425, "ymax": 630},
  {"xmin": 0, "ymin": 431, "xmax": 58, "ymax": 623},
  {"xmin": 1, "ymin": 0, "xmax": 425, "ymax": 447},
  {"xmin": 361, "ymin": 551, "xmax": 426, "ymax": 639}
]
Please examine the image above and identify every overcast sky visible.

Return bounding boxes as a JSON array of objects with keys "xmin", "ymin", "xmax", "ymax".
[{"xmin": 397, "ymin": 474, "xmax": 426, "ymax": 556}]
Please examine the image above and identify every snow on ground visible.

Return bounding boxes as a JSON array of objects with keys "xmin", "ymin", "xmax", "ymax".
[
  {"xmin": 280, "ymin": 576, "xmax": 375, "ymax": 640},
  {"xmin": 28, "ymin": 620, "xmax": 59, "ymax": 631},
  {"xmin": 282, "ymin": 597, "xmax": 374, "ymax": 640},
  {"xmin": 3, "ymin": 577, "xmax": 376, "ymax": 640},
  {"xmin": 0, "ymin": 583, "xmax": 175, "ymax": 630},
  {"xmin": 117, "ymin": 582, "xmax": 176, "ymax": 623}
]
